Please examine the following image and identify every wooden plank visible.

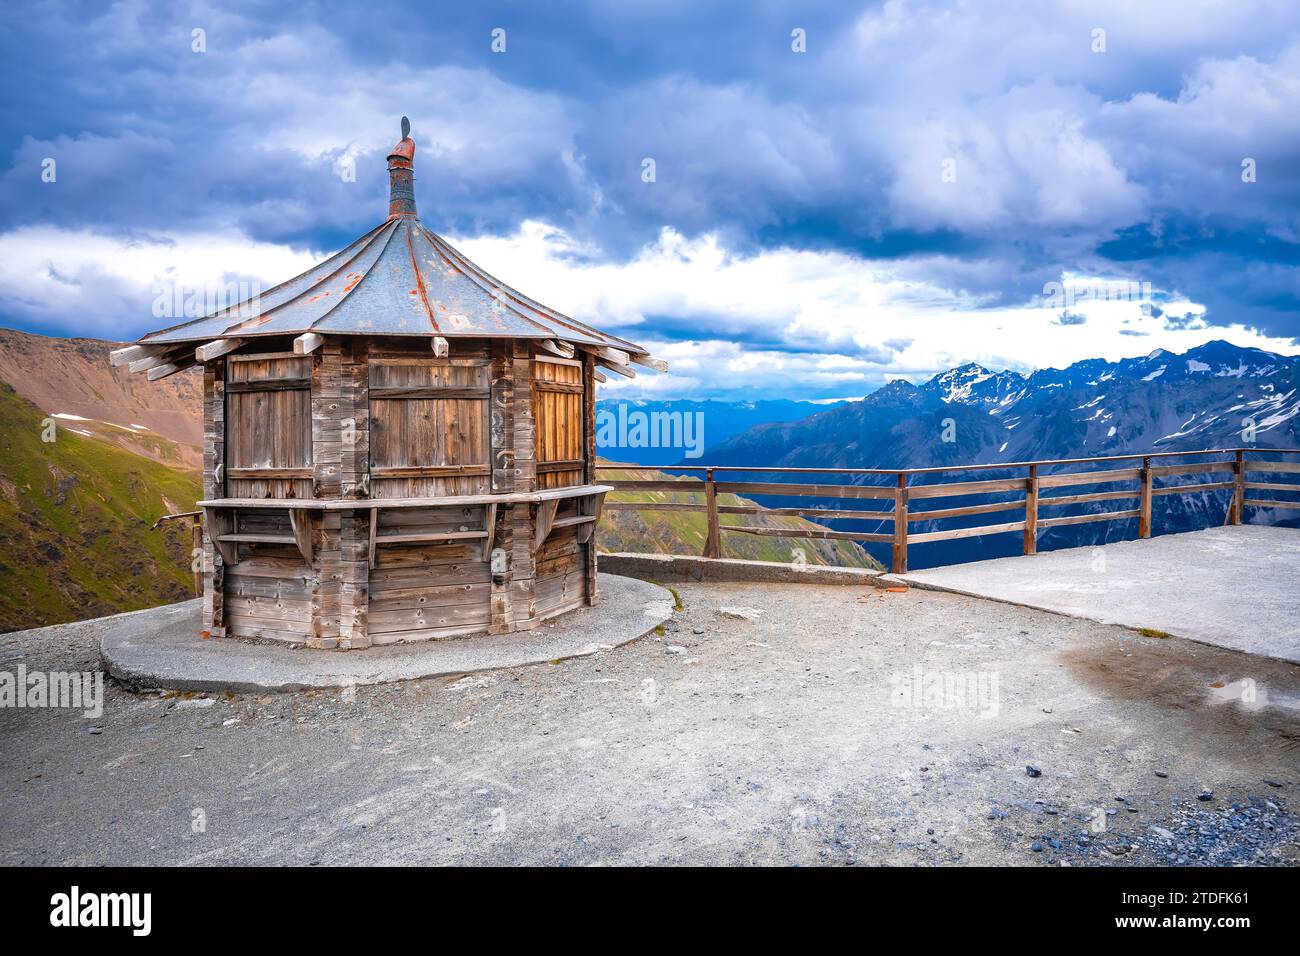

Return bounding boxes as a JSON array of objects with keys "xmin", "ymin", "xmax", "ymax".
[
  {"xmin": 725, "ymin": 525, "xmax": 892, "ymax": 543},
  {"xmin": 906, "ymin": 476, "xmax": 1028, "ymax": 499},
  {"xmin": 1038, "ymin": 489, "xmax": 1138, "ymax": 507},
  {"xmin": 605, "ymin": 479, "xmax": 708, "ymax": 493},
  {"xmin": 195, "ymin": 338, "xmax": 246, "ymax": 363},
  {"xmin": 1243, "ymin": 498, "xmax": 1300, "ymax": 509},
  {"xmin": 714, "ymin": 481, "xmax": 895, "ymax": 499},
  {"xmin": 909, "ymin": 499, "xmax": 1024, "ymax": 522},
  {"xmin": 1243, "ymin": 460, "xmax": 1300, "ymax": 473},
  {"xmin": 368, "ymin": 386, "xmax": 490, "ymax": 400},
  {"xmin": 1243, "ymin": 480, "xmax": 1300, "ymax": 492},
  {"xmin": 1036, "ymin": 467, "xmax": 1142, "ymax": 489},
  {"xmin": 226, "ymin": 467, "xmax": 313, "ymax": 480},
  {"xmin": 370, "ymin": 465, "xmax": 491, "ymax": 479},
  {"xmin": 1038, "ymin": 509, "xmax": 1140, "ymax": 529},
  {"xmin": 910, "ymin": 521, "xmax": 1026, "ymax": 545},
  {"xmin": 1149, "ymin": 461, "xmax": 1233, "ymax": 477},
  {"xmin": 224, "ymin": 379, "xmax": 311, "ymax": 393},
  {"xmin": 1151, "ymin": 480, "xmax": 1234, "ymax": 496},
  {"xmin": 432, "ymin": 335, "xmax": 449, "ymax": 357}
]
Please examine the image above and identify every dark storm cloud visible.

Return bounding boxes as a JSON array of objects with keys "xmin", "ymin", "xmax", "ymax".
[{"xmin": 0, "ymin": 0, "xmax": 1298, "ymax": 345}]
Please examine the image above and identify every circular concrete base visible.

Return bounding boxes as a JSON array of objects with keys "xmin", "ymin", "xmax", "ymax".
[{"xmin": 101, "ymin": 574, "xmax": 675, "ymax": 693}]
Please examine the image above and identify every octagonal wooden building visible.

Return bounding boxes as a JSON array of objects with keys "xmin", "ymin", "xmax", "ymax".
[{"xmin": 115, "ymin": 120, "xmax": 664, "ymax": 649}]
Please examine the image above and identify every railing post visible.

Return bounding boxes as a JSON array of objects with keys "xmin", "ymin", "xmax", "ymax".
[
  {"xmin": 892, "ymin": 472, "xmax": 908, "ymax": 574},
  {"xmin": 1138, "ymin": 456, "xmax": 1153, "ymax": 539},
  {"xmin": 191, "ymin": 517, "xmax": 204, "ymax": 597},
  {"xmin": 1023, "ymin": 464, "xmax": 1038, "ymax": 555},
  {"xmin": 1231, "ymin": 449, "xmax": 1245, "ymax": 525},
  {"xmin": 703, "ymin": 467, "xmax": 721, "ymax": 558}
]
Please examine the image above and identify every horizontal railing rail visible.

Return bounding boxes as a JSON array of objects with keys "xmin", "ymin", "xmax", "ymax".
[{"xmin": 599, "ymin": 447, "xmax": 1300, "ymax": 573}]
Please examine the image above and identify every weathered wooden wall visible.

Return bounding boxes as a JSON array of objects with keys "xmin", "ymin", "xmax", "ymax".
[{"xmin": 204, "ymin": 336, "xmax": 598, "ymax": 648}]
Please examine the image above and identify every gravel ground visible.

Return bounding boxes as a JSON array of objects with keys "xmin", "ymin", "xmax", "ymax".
[{"xmin": 1, "ymin": 582, "xmax": 1298, "ymax": 866}]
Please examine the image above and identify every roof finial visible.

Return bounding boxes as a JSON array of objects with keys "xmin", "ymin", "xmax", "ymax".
[{"xmin": 387, "ymin": 116, "xmax": 417, "ymax": 220}]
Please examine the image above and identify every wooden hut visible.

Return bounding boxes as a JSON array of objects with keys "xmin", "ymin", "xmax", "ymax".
[{"xmin": 114, "ymin": 119, "xmax": 665, "ymax": 649}]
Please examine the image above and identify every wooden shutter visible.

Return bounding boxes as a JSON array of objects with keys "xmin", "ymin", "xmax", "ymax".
[
  {"xmin": 224, "ymin": 355, "xmax": 313, "ymax": 499},
  {"xmin": 368, "ymin": 355, "xmax": 491, "ymax": 497},
  {"xmin": 533, "ymin": 355, "xmax": 584, "ymax": 489}
]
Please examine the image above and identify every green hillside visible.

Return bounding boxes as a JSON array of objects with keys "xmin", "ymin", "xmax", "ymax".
[
  {"xmin": 596, "ymin": 464, "xmax": 881, "ymax": 569},
  {"xmin": 0, "ymin": 383, "xmax": 201, "ymax": 632}
]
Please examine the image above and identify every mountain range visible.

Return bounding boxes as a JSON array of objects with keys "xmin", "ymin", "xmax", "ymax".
[
  {"xmin": 701, "ymin": 340, "xmax": 1300, "ymax": 567},
  {"xmin": 1, "ymin": 327, "xmax": 1295, "ymax": 625}
]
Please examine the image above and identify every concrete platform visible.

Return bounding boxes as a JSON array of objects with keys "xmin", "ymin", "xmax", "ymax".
[
  {"xmin": 896, "ymin": 525, "xmax": 1300, "ymax": 664},
  {"xmin": 599, "ymin": 551, "xmax": 885, "ymax": 585},
  {"xmin": 100, "ymin": 573, "xmax": 675, "ymax": 693}
]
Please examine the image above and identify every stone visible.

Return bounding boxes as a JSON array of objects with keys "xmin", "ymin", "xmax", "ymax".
[
  {"xmin": 1026, "ymin": 765, "xmax": 1042, "ymax": 778},
  {"xmin": 718, "ymin": 606, "xmax": 764, "ymax": 621}
]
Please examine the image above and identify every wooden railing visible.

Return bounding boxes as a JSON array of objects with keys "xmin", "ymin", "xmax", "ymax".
[{"xmin": 599, "ymin": 448, "xmax": 1300, "ymax": 573}]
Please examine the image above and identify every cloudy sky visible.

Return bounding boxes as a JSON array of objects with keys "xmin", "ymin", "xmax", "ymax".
[{"xmin": 2, "ymin": 0, "xmax": 1299, "ymax": 399}]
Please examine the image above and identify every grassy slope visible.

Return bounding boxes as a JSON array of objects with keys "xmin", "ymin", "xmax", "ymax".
[
  {"xmin": 596, "ymin": 464, "xmax": 882, "ymax": 569},
  {"xmin": 0, "ymin": 383, "xmax": 201, "ymax": 632}
]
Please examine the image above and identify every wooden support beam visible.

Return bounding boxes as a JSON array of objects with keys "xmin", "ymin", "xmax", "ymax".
[
  {"xmin": 703, "ymin": 469, "xmax": 721, "ymax": 558},
  {"xmin": 294, "ymin": 332, "xmax": 324, "ymax": 355},
  {"xmin": 431, "ymin": 335, "xmax": 449, "ymax": 357},
  {"xmin": 483, "ymin": 502, "xmax": 497, "ymax": 558},
  {"xmin": 596, "ymin": 358, "xmax": 636, "ymax": 379},
  {"xmin": 594, "ymin": 346, "xmax": 631, "ymax": 366},
  {"xmin": 892, "ymin": 473, "xmax": 909, "ymax": 573},
  {"xmin": 1231, "ymin": 450, "xmax": 1245, "ymax": 525},
  {"xmin": 1023, "ymin": 465, "xmax": 1038, "ymax": 555},
  {"xmin": 1138, "ymin": 457, "xmax": 1153, "ymax": 538},
  {"xmin": 110, "ymin": 344, "xmax": 163, "ymax": 367},
  {"xmin": 147, "ymin": 362, "xmax": 194, "ymax": 381},
  {"xmin": 129, "ymin": 348, "xmax": 186, "ymax": 374},
  {"xmin": 195, "ymin": 338, "xmax": 246, "ymax": 363},
  {"xmin": 534, "ymin": 498, "xmax": 560, "ymax": 554},
  {"xmin": 592, "ymin": 369, "xmax": 607, "ymax": 384},
  {"xmin": 203, "ymin": 507, "xmax": 238, "ymax": 567},
  {"xmin": 289, "ymin": 509, "xmax": 313, "ymax": 566},
  {"xmin": 539, "ymin": 339, "xmax": 575, "ymax": 359},
  {"xmin": 631, "ymin": 353, "xmax": 669, "ymax": 373}
]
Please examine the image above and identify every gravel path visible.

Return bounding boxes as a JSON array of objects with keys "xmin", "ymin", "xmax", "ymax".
[{"xmin": 2, "ymin": 582, "xmax": 1297, "ymax": 865}]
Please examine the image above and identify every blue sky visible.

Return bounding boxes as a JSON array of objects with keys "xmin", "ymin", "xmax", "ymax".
[{"xmin": 2, "ymin": 0, "xmax": 1299, "ymax": 399}]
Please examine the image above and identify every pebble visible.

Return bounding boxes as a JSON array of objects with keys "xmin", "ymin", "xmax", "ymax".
[
  {"xmin": 1198, "ymin": 790, "xmax": 1214, "ymax": 802},
  {"xmin": 1154, "ymin": 770, "xmax": 1169, "ymax": 778},
  {"xmin": 87, "ymin": 725, "xmax": 102, "ymax": 735},
  {"xmin": 1030, "ymin": 841, "xmax": 1043, "ymax": 852},
  {"xmin": 1026, "ymin": 765, "xmax": 1042, "ymax": 778}
]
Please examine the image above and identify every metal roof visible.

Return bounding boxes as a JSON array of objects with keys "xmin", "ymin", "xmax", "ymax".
[{"xmin": 138, "ymin": 124, "xmax": 650, "ymax": 358}]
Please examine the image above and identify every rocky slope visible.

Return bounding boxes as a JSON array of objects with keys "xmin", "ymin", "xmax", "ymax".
[{"xmin": 596, "ymin": 463, "xmax": 880, "ymax": 568}]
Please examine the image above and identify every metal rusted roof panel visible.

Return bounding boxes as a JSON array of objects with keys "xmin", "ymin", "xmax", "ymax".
[{"xmin": 135, "ymin": 123, "xmax": 650, "ymax": 357}]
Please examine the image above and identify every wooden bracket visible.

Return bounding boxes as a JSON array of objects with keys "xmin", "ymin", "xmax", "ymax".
[
  {"xmin": 534, "ymin": 499, "xmax": 559, "ymax": 554},
  {"xmin": 289, "ymin": 509, "xmax": 314, "ymax": 566}
]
